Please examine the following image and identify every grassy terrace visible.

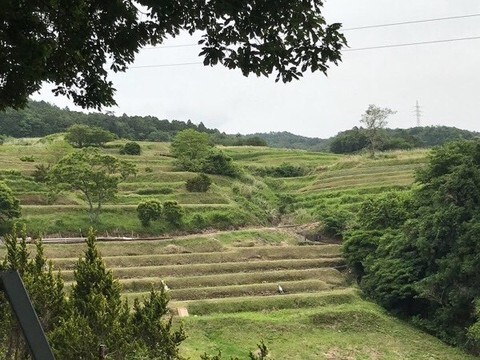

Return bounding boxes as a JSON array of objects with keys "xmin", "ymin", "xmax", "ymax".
[
  {"xmin": 3, "ymin": 228, "xmax": 471, "ymax": 359},
  {"xmin": 0, "ymin": 137, "xmax": 429, "ymax": 236},
  {"xmin": 3, "ymin": 138, "xmax": 470, "ymax": 358}
]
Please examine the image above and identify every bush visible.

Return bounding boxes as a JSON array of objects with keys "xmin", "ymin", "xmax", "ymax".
[
  {"xmin": 65, "ymin": 124, "xmax": 115, "ymax": 148},
  {"xmin": 157, "ymin": 187, "xmax": 174, "ymax": 194},
  {"xmin": 137, "ymin": 187, "xmax": 174, "ymax": 195},
  {"xmin": 32, "ymin": 163, "xmax": 50, "ymax": 183},
  {"xmin": 163, "ymin": 201, "xmax": 184, "ymax": 227},
  {"xmin": 260, "ymin": 163, "xmax": 307, "ymax": 178},
  {"xmin": 137, "ymin": 200, "xmax": 162, "ymax": 227},
  {"xmin": 145, "ymin": 167, "xmax": 153, "ymax": 173},
  {"xmin": 186, "ymin": 174, "xmax": 212, "ymax": 192},
  {"xmin": 0, "ymin": 182, "xmax": 21, "ymax": 232},
  {"xmin": 120, "ymin": 141, "xmax": 141, "ymax": 155},
  {"xmin": 320, "ymin": 208, "xmax": 350, "ymax": 238},
  {"xmin": 201, "ymin": 151, "xmax": 238, "ymax": 177},
  {"xmin": 188, "ymin": 213, "xmax": 208, "ymax": 230},
  {"xmin": 207, "ymin": 211, "xmax": 237, "ymax": 230},
  {"xmin": 20, "ymin": 155, "xmax": 35, "ymax": 162}
]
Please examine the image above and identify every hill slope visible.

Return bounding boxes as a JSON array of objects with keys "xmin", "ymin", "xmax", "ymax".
[
  {"xmin": 1, "ymin": 229, "xmax": 474, "ymax": 359},
  {"xmin": 0, "ymin": 137, "xmax": 428, "ymax": 236}
]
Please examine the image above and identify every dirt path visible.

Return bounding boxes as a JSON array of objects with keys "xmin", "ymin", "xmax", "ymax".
[{"xmin": 35, "ymin": 225, "xmax": 301, "ymax": 244}]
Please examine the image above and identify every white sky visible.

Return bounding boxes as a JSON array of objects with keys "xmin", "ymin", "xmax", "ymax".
[{"xmin": 33, "ymin": 0, "xmax": 480, "ymax": 138}]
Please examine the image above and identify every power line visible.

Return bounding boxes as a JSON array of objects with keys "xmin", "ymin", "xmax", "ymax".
[
  {"xmin": 342, "ymin": 13, "xmax": 480, "ymax": 31},
  {"xmin": 142, "ymin": 12, "xmax": 480, "ymax": 50},
  {"xmin": 143, "ymin": 43, "xmax": 199, "ymax": 50},
  {"xmin": 130, "ymin": 61, "xmax": 202, "ymax": 69},
  {"xmin": 130, "ymin": 35, "xmax": 480, "ymax": 69},
  {"xmin": 343, "ymin": 35, "xmax": 480, "ymax": 52}
]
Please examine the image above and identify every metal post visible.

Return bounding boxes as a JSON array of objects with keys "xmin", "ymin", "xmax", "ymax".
[{"xmin": 0, "ymin": 271, "xmax": 55, "ymax": 360}]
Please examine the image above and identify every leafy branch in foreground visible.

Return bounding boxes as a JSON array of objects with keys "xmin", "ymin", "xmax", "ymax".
[{"xmin": 1, "ymin": 1, "xmax": 346, "ymax": 110}]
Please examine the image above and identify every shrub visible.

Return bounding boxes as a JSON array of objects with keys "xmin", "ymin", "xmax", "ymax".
[
  {"xmin": 157, "ymin": 187, "xmax": 174, "ymax": 194},
  {"xmin": 319, "ymin": 208, "xmax": 350, "ymax": 238},
  {"xmin": 207, "ymin": 211, "xmax": 236, "ymax": 230},
  {"xmin": 120, "ymin": 141, "xmax": 141, "ymax": 155},
  {"xmin": 186, "ymin": 174, "xmax": 212, "ymax": 192},
  {"xmin": 65, "ymin": 124, "xmax": 115, "ymax": 148},
  {"xmin": 163, "ymin": 201, "xmax": 184, "ymax": 227},
  {"xmin": 137, "ymin": 200, "xmax": 162, "ymax": 227},
  {"xmin": 32, "ymin": 163, "xmax": 50, "ymax": 182},
  {"xmin": 188, "ymin": 213, "xmax": 208, "ymax": 230},
  {"xmin": 264, "ymin": 163, "xmax": 307, "ymax": 177},
  {"xmin": 20, "ymin": 155, "xmax": 35, "ymax": 162},
  {"xmin": 0, "ymin": 182, "xmax": 21, "ymax": 233},
  {"xmin": 137, "ymin": 187, "xmax": 174, "ymax": 195},
  {"xmin": 145, "ymin": 167, "xmax": 153, "ymax": 173},
  {"xmin": 201, "ymin": 151, "xmax": 238, "ymax": 177}
]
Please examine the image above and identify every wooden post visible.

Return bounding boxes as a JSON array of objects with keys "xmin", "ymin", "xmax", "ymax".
[{"xmin": 99, "ymin": 344, "xmax": 106, "ymax": 360}]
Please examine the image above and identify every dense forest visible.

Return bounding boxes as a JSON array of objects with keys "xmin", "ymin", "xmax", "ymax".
[
  {"xmin": 330, "ymin": 126, "xmax": 480, "ymax": 154},
  {"xmin": 342, "ymin": 140, "xmax": 480, "ymax": 352},
  {"xmin": 1, "ymin": 101, "xmax": 478, "ymax": 152}
]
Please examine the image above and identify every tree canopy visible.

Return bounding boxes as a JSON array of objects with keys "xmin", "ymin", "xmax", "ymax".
[
  {"xmin": 170, "ymin": 129, "xmax": 213, "ymax": 171},
  {"xmin": 343, "ymin": 139, "xmax": 480, "ymax": 353},
  {"xmin": 1, "ymin": 1, "xmax": 346, "ymax": 111},
  {"xmin": 64, "ymin": 124, "xmax": 115, "ymax": 148},
  {"xmin": 360, "ymin": 105, "xmax": 396, "ymax": 157},
  {"xmin": 0, "ymin": 182, "xmax": 21, "ymax": 233},
  {"xmin": 48, "ymin": 148, "xmax": 136, "ymax": 221}
]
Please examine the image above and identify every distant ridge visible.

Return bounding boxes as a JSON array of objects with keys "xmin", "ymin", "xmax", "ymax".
[
  {"xmin": 250, "ymin": 126, "xmax": 480, "ymax": 152},
  {"xmin": 1, "ymin": 100, "xmax": 478, "ymax": 152},
  {"xmin": 247, "ymin": 131, "xmax": 330, "ymax": 152}
]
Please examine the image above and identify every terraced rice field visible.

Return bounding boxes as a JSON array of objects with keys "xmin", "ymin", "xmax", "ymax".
[
  {"xmin": 8, "ymin": 228, "xmax": 473, "ymax": 359},
  {"xmin": 0, "ymin": 136, "xmax": 430, "ymax": 236},
  {"xmin": 40, "ymin": 229, "xmax": 347, "ymax": 307}
]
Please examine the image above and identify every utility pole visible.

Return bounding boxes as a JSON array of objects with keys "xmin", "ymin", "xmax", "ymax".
[{"xmin": 414, "ymin": 100, "xmax": 422, "ymax": 127}]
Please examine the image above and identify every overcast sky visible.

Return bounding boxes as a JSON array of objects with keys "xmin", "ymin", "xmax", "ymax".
[{"xmin": 33, "ymin": 0, "xmax": 480, "ymax": 138}]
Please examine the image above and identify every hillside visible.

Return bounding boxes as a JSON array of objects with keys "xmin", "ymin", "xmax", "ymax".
[
  {"xmin": 1, "ymin": 136, "xmax": 479, "ymax": 358},
  {"xmin": 1, "ymin": 101, "xmax": 479, "ymax": 153},
  {"xmin": 0, "ymin": 229, "xmax": 474, "ymax": 359},
  {"xmin": 0, "ymin": 136, "xmax": 428, "ymax": 236}
]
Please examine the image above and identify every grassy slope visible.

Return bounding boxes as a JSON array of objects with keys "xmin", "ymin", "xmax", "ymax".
[
  {"xmin": 0, "ymin": 137, "xmax": 427, "ymax": 236},
  {"xmin": 2, "ymin": 229, "xmax": 474, "ymax": 359},
  {"xmin": 2, "ymin": 138, "xmax": 473, "ymax": 359},
  {"xmin": 182, "ymin": 302, "xmax": 474, "ymax": 360}
]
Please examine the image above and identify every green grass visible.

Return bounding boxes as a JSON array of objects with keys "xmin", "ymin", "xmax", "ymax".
[
  {"xmin": 0, "ymin": 137, "xmax": 430, "ymax": 236},
  {"xmin": 2, "ymin": 215, "xmax": 474, "ymax": 359},
  {"xmin": 180, "ymin": 301, "xmax": 476, "ymax": 359},
  {"xmin": 180, "ymin": 288, "xmax": 360, "ymax": 315},
  {"xmin": 3, "ymin": 138, "xmax": 469, "ymax": 358}
]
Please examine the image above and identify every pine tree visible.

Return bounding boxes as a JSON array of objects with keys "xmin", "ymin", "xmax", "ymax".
[
  {"xmin": 131, "ymin": 287, "xmax": 186, "ymax": 359},
  {"xmin": 0, "ymin": 225, "xmax": 65, "ymax": 359},
  {"xmin": 67, "ymin": 227, "xmax": 131, "ymax": 359}
]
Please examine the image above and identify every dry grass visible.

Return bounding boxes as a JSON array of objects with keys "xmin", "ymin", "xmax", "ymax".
[
  {"xmin": 52, "ymin": 244, "xmax": 341, "ymax": 269},
  {"xmin": 60, "ymin": 257, "xmax": 345, "ymax": 281},
  {"xmin": 125, "ymin": 279, "xmax": 337, "ymax": 301},
  {"xmin": 84, "ymin": 268, "xmax": 345, "ymax": 293}
]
